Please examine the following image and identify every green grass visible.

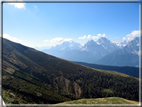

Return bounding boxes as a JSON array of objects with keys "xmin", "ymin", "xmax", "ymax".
[
  {"xmin": 3, "ymin": 90, "xmax": 13, "ymax": 102},
  {"xmin": 3, "ymin": 89, "xmax": 20, "ymax": 104},
  {"xmin": 58, "ymin": 97, "xmax": 139, "ymax": 104}
]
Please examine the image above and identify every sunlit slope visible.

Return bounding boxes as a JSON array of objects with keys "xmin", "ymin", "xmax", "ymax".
[
  {"xmin": 58, "ymin": 97, "xmax": 139, "ymax": 104},
  {"xmin": 3, "ymin": 38, "xmax": 139, "ymax": 104}
]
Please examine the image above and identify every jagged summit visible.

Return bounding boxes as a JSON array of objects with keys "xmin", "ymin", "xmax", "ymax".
[{"xmin": 95, "ymin": 37, "xmax": 139, "ymax": 66}]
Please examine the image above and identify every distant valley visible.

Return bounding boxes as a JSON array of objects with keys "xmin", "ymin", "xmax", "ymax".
[{"xmin": 74, "ymin": 61, "xmax": 139, "ymax": 78}]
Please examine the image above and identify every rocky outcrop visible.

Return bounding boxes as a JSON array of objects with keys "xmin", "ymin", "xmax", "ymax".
[{"xmin": 55, "ymin": 76, "xmax": 81, "ymax": 97}]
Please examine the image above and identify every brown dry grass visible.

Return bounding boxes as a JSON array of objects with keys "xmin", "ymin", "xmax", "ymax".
[{"xmin": 123, "ymin": 99, "xmax": 139, "ymax": 104}]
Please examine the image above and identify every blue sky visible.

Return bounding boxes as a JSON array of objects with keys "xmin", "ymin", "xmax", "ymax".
[{"xmin": 3, "ymin": 2, "xmax": 139, "ymax": 50}]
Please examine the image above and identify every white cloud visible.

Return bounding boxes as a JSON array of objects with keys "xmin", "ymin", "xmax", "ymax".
[
  {"xmin": 79, "ymin": 34, "xmax": 105, "ymax": 40},
  {"xmin": 50, "ymin": 37, "xmax": 72, "ymax": 44},
  {"xmin": 123, "ymin": 30, "xmax": 140, "ymax": 42},
  {"xmin": 8, "ymin": 3, "xmax": 25, "ymax": 9},
  {"xmin": 123, "ymin": 37, "xmax": 127, "ymax": 41},
  {"xmin": 43, "ymin": 39, "xmax": 49, "ymax": 42},
  {"xmin": 63, "ymin": 38, "xmax": 72, "ymax": 42},
  {"xmin": 3, "ymin": 34, "xmax": 22, "ymax": 43},
  {"xmin": 8, "ymin": 0, "xmax": 25, "ymax": 9},
  {"xmin": 97, "ymin": 34, "xmax": 105, "ymax": 37},
  {"xmin": 50, "ymin": 37, "xmax": 63, "ymax": 44},
  {"xmin": 79, "ymin": 35, "xmax": 87, "ymax": 39},
  {"xmin": 42, "ymin": 37, "xmax": 73, "ymax": 47},
  {"xmin": 92, "ymin": 36, "xmax": 99, "ymax": 39},
  {"xmin": 126, "ymin": 30, "xmax": 140, "ymax": 38},
  {"xmin": 87, "ymin": 35, "xmax": 91, "ymax": 39},
  {"xmin": 97, "ymin": 34, "xmax": 101, "ymax": 37}
]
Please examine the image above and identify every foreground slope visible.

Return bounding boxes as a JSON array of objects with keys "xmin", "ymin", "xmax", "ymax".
[
  {"xmin": 3, "ymin": 70, "xmax": 71, "ymax": 104},
  {"xmin": 3, "ymin": 38, "xmax": 139, "ymax": 104},
  {"xmin": 58, "ymin": 97, "xmax": 139, "ymax": 104}
]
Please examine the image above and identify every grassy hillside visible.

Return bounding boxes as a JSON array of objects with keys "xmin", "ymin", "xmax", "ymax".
[
  {"xmin": 2, "ymin": 38, "xmax": 139, "ymax": 104},
  {"xmin": 58, "ymin": 97, "xmax": 139, "ymax": 104}
]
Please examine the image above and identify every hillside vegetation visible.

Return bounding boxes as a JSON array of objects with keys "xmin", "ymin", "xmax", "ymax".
[
  {"xmin": 58, "ymin": 97, "xmax": 139, "ymax": 104},
  {"xmin": 74, "ymin": 61, "xmax": 139, "ymax": 78},
  {"xmin": 2, "ymin": 38, "xmax": 139, "ymax": 104},
  {"xmin": 3, "ymin": 70, "xmax": 72, "ymax": 104}
]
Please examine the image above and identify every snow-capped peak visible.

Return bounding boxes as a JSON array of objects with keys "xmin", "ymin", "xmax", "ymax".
[
  {"xmin": 124, "ymin": 37, "xmax": 139, "ymax": 55},
  {"xmin": 97, "ymin": 37, "xmax": 120, "ymax": 51},
  {"xmin": 50, "ymin": 40, "xmax": 82, "ymax": 51}
]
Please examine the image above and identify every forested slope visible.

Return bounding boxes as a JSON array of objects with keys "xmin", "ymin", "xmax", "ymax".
[{"xmin": 2, "ymin": 38, "xmax": 139, "ymax": 104}]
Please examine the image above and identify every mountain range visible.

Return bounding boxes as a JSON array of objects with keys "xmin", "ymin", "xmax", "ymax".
[
  {"xmin": 95, "ymin": 37, "xmax": 140, "ymax": 67},
  {"xmin": 50, "ymin": 40, "xmax": 82, "ymax": 51},
  {"xmin": 43, "ymin": 37, "xmax": 121, "ymax": 63},
  {"xmin": 42, "ymin": 37, "xmax": 139, "ymax": 67},
  {"xmin": 2, "ymin": 38, "xmax": 139, "ymax": 104}
]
